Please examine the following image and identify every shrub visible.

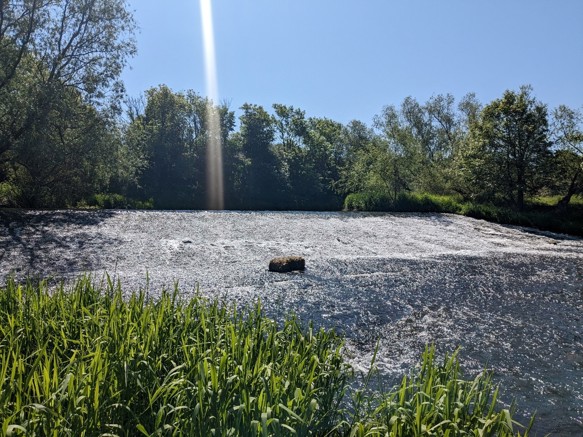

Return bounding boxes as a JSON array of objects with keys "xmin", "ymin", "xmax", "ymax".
[
  {"xmin": 344, "ymin": 191, "xmax": 583, "ymax": 236},
  {"xmin": 344, "ymin": 192, "xmax": 393, "ymax": 212},
  {"xmin": 344, "ymin": 192, "xmax": 462, "ymax": 214},
  {"xmin": 83, "ymin": 193, "xmax": 154, "ymax": 209}
]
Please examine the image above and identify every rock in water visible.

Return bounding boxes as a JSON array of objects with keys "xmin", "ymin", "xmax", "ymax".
[{"xmin": 269, "ymin": 256, "xmax": 305, "ymax": 273}]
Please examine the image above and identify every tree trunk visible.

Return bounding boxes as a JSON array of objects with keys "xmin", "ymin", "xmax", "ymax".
[{"xmin": 558, "ymin": 167, "xmax": 581, "ymax": 209}]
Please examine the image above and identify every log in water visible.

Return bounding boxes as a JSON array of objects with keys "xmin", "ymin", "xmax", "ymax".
[{"xmin": 1, "ymin": 210, "xmax": 582, "ymax": 434}]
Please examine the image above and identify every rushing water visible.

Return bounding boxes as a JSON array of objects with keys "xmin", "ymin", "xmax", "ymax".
[{"xmin": 1, "ymin": 210, "xmax": 582, "ymax": 435}]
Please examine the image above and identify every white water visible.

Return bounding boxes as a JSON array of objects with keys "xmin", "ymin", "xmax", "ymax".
[{"xmin": 1, "ymin": 211, "xmax": 582, "ymax": 434}]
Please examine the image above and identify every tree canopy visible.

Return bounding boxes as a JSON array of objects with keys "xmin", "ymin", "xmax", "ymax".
[
  {"xmin": 0, "ymin": 4, "xmax": 580, "ymax": 214},
  {"xmin": 0, "ymin": 0, "xmax": 136, "ymax": 207}
]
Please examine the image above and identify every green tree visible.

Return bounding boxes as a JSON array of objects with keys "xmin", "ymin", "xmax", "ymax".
[
  {"xmin": 301, "ymin": 117, "xmax": 345, "ymax": 209},
  {"xmin": 336, "ymin": 120, "xmax": 378, "ymax": 196},
  {"xmin": 0, "ymin": 0, "xmax": 43, "ymax": 93},
  {"xmin": 7, "ymin": 82, "xmax": 119, "ymax": 206},
  {"xmin": 372, "ymin": 104, "xmax": 421, "ymax": 200},
  {"xmin": 108, "ymin": 96, "xmax": 149, "ymax": 199},
  {"xmin": 0, "ymin": 0, "xmax": 136, "ymax": 154},
  {"xmin": 550, "ymin": 105, "xmax": 583, "ymax": 207},
  {"xmin": 0, "ymin": 0, "xmax": 136, "ymax": 206},
  {"xmin": 467, "ymin": 86, "xmax": 551, "ymax": 209},
  {"xmin": 234, "ymin": 103, "xmax": 280, "ymax": 208},
  {"xmin": 398, "ymin": 94, "xmax": 470, "ymax": 194},
  {"xmin": 136, "ymin": 86, "xmax": 195, "ymax": 207},
  {"xmin": 124, "ymin": 87, "xmax": 235, "ymax": 209},
  {"xmin": 271, "ymin": 104, "xmax": 307, "ymax": 206},
  {"xmin": 130, "ymin": 87, "xmax": 207, "ymax": 208},
  {"xmin": 450, "ymin": 93, "xmax": 482, "ymax": 197},
  {"xmin": 271, "ymin": 105, "xmax": 344, "ymax": 209}
]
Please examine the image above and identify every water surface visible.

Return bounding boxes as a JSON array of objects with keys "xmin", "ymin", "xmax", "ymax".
[{"xmin": 1, "ymin": 210, "xmax": 582, "ymax": 434}]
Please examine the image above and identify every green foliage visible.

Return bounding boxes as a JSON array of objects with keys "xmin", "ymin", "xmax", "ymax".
[
  {"xmin": 344, "ymin": 192, "xmax": 461, "ymax": 213},
  {"xmin": 124, "ymin": 85, "xmax": 236, "ymax": 209},
  {"xmin": 465, "ymin": 86, "xmax": 551, "ymax": 210},
  {"xmin": 234, "ymin": 103, "xmax": 282, "ymax": 208},
  {"xmin": 344, "ymin": 192, "xmax": 393, "ymax": 211},
  {"xmin": 0, "ymin": 277, "xmax": 349, "ymax": 436},
  {"xmin": 0, "ymin": 278, "xmax": 540, "ymax": 436},
  {"xmin": 348, "ymin": 347, "xmax": 533, "ymax": 436},
  {"xmin": 529, "ymin": 194, "xmax": 583, "ymax": 207},
  {"xmin": 341, "ymin": 93, "xmax": 478, "ymax": 204},
  {"xmin": 0, "ymin": 278, "xmax": 534, "ymax": 436},
  {"xmin": 0, "ymin": 0, "xmax": 137, "ymax": 208},
  {"xmin": 81, "ymin": 193, "xmax": 154, "ymax": 210},
  {"xmin": 8, "ymin": 84, "xmax": 120, "ymax": 207},
  {"xmin": 346, "ymin": 191, "xmax": 583, "ymax": 236},
  {"xmin": 549, "ymin": 106, "xmax": 583, "ymax": 206},
  {"xmin": 0, "ymin": 182, "xmax": 20, "ymax": 206}
]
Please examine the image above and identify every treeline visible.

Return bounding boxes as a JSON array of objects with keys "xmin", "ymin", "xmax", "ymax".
[{"xmin": 1, "ymin": 1, "xmax": 581, "ymax": 212}]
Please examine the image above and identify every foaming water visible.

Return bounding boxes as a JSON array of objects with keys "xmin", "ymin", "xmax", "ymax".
[
  {"xmin": 199, "ymin": 0, "xmax": 223, "ymax": 209},
  {"xmin": 1, "ymin": 211, "xmax": 582, "ymax": 434}
]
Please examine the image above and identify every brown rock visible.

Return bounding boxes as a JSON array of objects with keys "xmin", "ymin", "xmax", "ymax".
[{"xmin": 269, "ymin": 256, "xmax": 305, "ymax": 273}]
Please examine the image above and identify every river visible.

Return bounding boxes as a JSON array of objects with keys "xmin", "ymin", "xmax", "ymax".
[{"xmin": 1, "ymin": 210, "xmax": 582, "ymax": 435}]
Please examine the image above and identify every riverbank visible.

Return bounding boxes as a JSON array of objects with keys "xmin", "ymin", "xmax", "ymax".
[
  {"xmin": 344, "ymin": 192, "xmax": 583, "ymax": 237},
  {"xmin": 71, "ymin": 190, "xmax": 583, "ymax": 238},
  {"xmin": 0, "ymin": 277, "xmax": 533, "ymax": 436}
]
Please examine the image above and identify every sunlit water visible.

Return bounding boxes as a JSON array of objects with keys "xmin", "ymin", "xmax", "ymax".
[{"xmin": 1, "ymin": 210, "xmax": 582, "ymax": 435}]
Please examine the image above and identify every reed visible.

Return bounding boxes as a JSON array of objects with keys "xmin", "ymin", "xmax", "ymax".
[
  {"xmin": 0, "ymin": 278, "xmax": 533, "ymax": 436},
  {"xmin": 344, "ymin": 191, "xmax": 583, "ymax": 236},
  {"xmin": 347, "ymin": 347, "xmax": 534, "ymax": 436},
  {"xmin": 0, "ymin": 277, "xmax": 348, "ymax": 436}
]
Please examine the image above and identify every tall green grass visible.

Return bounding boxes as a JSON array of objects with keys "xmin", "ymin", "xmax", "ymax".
[
  {"xmin": 344, "ymin": 192, "xmax": 463, "ymax": 214},
  {"xmin": 0, "ymin": 277, "xmax": 348, "ymax": 436},
  {"xmin": 0, "ymin": 278, "xmax": 533, "ymax": 436},
  {"xmin": 344, "ymin": 191, "xmax": 583, "ymax": 236},
  {"xmin": 348, "ymin": 347, "xmax": 533, "ymax": 436}
]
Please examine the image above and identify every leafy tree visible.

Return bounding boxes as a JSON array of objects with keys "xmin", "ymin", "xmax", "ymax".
[
  {"xmin": 372, "ymin": 104, "xmax": 421, "ymax": 200},
  {"xmin": 0, "ymin": 0, "xmax": 136, "ymax": 206},
  {"xmin": 128, "ymin": 86, "xmax": 234, "ymax": 209},
  {"xmin": 271, "ymin": 104, "xmax": 307, "ymax": 206},
  {"xmin": 109, "ymin": 96, "xmax": 149, "ymax": 198},
  {"xmin": 0, "ymin": 0, "xmax": 136, "ymax": 152},
  {"xmin": 135, "ymin": 86, "xmax": 195, "ymax": 207},
  {"xmin": 449, "ymin": 93, "xmax": 482, "ymax": 197},
  {"xmin": 399, "ymin": 94, "xmax": 471, "ymax": 194},
  {"xmin": 336, "ymin": 120, "xmax": 378, "ymax": 196},
  {"xmin": 466, "ymin": 86, "xmax": 551, "ymax": 209},
  {"xmin": 8, "ymin": 83, "xmax": 119, "ymax": 206},
  {"xmin": 550, "ymin": 105, "xmax": 583, "ymax": 206},
  {"xmin": 234, "ymin": 103, "xmax": 280, "ymax": 208},
  {"xmin": 301, "ymin": 117, "xmax": 345, "ymax": 209},
  {"xmin": 0, "ymin": 0, "xmax": 43, "ymax": 93}
]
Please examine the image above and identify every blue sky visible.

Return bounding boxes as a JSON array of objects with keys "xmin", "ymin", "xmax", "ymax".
[{"xmin": 121, "ymin": 0, "xmax": 583, "ymax": 125}]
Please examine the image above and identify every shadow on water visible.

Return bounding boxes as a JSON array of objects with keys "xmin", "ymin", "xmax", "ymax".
[
  {"xmin": 0, "ymin": 209, "xmax": 120, "ymax": 284},
  {"xmin": 0, "ymin": 209, "xmax": 581, "ymax": 434},
  {"xmin": 501, "ymin": 223, "xmax": 583, "ymax": 241}
]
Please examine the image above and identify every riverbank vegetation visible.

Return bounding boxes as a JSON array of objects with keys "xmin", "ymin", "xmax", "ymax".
[
  {"xmin": 344, "ymin": 192, "xmax": 583, "ymax": 236},
  {"xmin": 0, "ymin": 277, "xmax": 533, "ymax": 436},
  {"xmin": 1, "ymin": 1, "xmax": 581, "ymax": 236}
]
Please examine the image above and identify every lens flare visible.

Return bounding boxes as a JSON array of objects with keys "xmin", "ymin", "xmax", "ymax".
[{"xmin": 200, "ymin": 0, "xmax": 224, "ymax": 210}]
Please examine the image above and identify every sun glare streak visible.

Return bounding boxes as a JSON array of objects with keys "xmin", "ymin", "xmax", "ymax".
[{"xmin": 200, "ymin": 0, "xmax": 224, "ymax": 210}]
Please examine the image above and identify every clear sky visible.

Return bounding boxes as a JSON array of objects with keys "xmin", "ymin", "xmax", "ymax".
[{"xmin": 121, "ymin": 0, "xmax": 583, "ymax": 125}]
